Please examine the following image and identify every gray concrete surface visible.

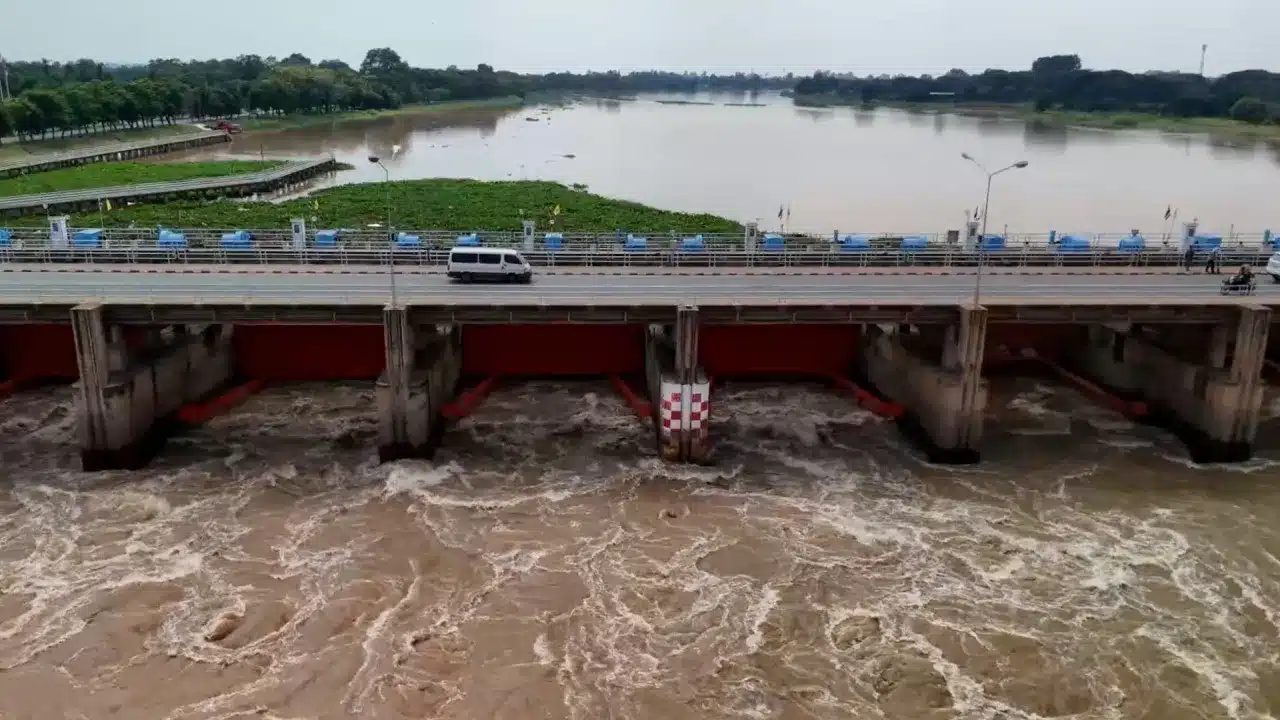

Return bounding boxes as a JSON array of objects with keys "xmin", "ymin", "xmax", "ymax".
[{"xmin": 0, "ymin": 266, "xmax": 1272, "ymax": 306}]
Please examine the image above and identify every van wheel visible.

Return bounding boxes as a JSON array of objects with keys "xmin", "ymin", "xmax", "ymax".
[{"xmin": 461, "ymin": 273, "xmax": 473, "ymax": 283}]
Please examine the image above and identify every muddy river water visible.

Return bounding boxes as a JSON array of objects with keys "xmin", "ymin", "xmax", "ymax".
[
  {"xmin": 5, "ymin": 94, "xmax": 1280, "ymax": 718},
  {"xmin": 177, "ymin": 93, "xmax": 1280, "ymax": 235},
  {"xmin": 0, "ymin": 378, "xmax": 1278, "ymax": 719}
]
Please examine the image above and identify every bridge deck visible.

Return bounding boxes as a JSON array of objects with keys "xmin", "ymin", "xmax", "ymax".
[
  {"xmin": 0, "ymin": 266, "xmax": 1268, "ymax": 325},
  {"xmin": 0, "ymin": 262, "xmax": 1248, "ymax": 275}
]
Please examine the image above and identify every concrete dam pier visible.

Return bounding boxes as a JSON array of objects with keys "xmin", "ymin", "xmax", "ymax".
[
  {"xmin": 70, "ymin": 303, "xmax": 234, "ymax": 470},
  {"xmin": 1, "ymin": 304, "xmax": 1270, "ymax": 471},
  {"xmin": 1, "ymin": 267, "xmax": 1277, "ymax": 470}
]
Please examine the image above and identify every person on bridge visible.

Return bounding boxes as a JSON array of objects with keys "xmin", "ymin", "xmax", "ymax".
[
  {"xmin": 1182, "ymin": 245, "xmax": 1196, "ymax": 272},
  {"xmin": 1228, "ymin": 264, "xmax": 1253, "ymax": 287},
  {"xmin": 1205, "ymin": 245, "xmax": 1222, "ymax": 274}
]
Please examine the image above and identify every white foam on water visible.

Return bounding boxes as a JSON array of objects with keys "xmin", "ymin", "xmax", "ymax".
[
  {"xmin": 533, "ymin": 632, "xmax": 555, "ymax": 666},
  {"xmin": 0, "ymin": 379, "xmax": 1275, "ymax": 718}
]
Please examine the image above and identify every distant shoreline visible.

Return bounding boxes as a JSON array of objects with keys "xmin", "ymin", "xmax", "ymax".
[
  {"xmin": 791, "ymin": 95, "xmax": 1280, "ymax": 141},
  {"xmin": 239, "ymin": 97, "xmax": 526, "ymax": 133}
]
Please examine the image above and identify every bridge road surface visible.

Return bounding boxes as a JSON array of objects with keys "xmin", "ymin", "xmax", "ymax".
[{"xmin": 0, "ymin": 266, "xmax": 1273, "ymax": 305}]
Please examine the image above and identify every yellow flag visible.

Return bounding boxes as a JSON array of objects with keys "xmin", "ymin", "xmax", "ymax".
[
  {"xmin": 104, "ymin": 199, "xmax": 112, "ymax": 211},
  {"xmin": 552, "ymin": 205, "xmax": 562, "ymax": 216},
  {"xmin": 313, "ymin": 200, "xmax": 320, "ymax": 210}
]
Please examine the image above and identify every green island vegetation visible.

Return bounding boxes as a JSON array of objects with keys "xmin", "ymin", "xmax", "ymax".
[
  {"xmin": 8, "ymin": 179, "xmax": 742, "ymax": 233},
  {"xmin": 0, "ymin": 51, "xmax": 789, "ymax": 146},
  {"xmin": 0, "ymin": 160, "xmax": 280, "ymax": 196},
  {"xmin": 791, "ymin": 54, "xmax": 1280, "ymax": 139}
]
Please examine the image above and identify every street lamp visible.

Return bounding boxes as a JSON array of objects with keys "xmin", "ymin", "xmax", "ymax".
[
  {"xmin": 961, "ymin": 153, "xmax": 1029, "ymax": 306},
  {"xmin": 368, "ymin": 155, "xmax": 396, "ymax": 306}
]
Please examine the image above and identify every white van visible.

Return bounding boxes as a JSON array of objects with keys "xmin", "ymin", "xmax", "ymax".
[
  {"xmin": 447, "ymin": 247, "xmax": 533, "ymax": 283},
  {"xmin": 1266, "ymin": 250, "xmax": 1280, "ymax": 283}
]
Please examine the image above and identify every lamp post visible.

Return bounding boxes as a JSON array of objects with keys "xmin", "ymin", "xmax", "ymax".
[
  {"xmin": 960, "ymin": 153, "xmax": 1029, "ymax": 307},
  {"xmin": 368, "ymin": 155, "xmax": 396, "ymax": 306}
]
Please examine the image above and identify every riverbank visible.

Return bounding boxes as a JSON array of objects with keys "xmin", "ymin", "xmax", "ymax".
[
  {"xmin": 12, "ymin": 179, "xmax": 742, "ymax": 232},
  {"xmin": 792, "ymin": 95, "xmax": 1280, "ymax": 140},
  {"xmin": 0, "ymin": 160, "xmax": 282, "ymax": 196},
  {"xmin": 0, "ymin": 124, "xmax": 205, "ymax": 163},
  {"xmin": 240, "ymin": 97, "xmax": 526, "ymax": 133}
]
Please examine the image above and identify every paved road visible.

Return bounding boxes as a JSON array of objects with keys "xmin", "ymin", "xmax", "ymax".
[
  {"xmin": 0, "ymin": 267, "xmax": 1272, "ymax": 305},
  {"xmin": 0, "ymin": 159, "xmax": 331, "ymax": 212},
  {"xmin": 0, "ymin": 130, "xmax": 225, "ymax": 175}
]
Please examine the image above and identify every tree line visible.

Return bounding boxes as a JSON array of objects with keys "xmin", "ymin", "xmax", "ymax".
[
  {"xmin": 0, "ymin": 49, "xmax": 792, "ymax": 143},
  {"xmin": 793, "ymin": 55, "xmax": 1280, "ymax": 124}
]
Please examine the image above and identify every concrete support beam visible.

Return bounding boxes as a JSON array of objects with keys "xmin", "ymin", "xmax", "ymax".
[
  {"xmin": 377, "ymin": 307, "xmax": 461, "ymax": 462},
  {"xmin": 1071, "ymin": 307, "xmax": 1271, "ymax": 462},
  {"xmin": 644, "ymin": 325, "xmax": 676, "ymax": 459},
  {"xmin": 675, "ymin": 305, "xmax": 699, "ymax": 384},
  {"xmin": 860, "ymin": 305, "xmax": 988, "ymax": 463},
  {"xmin": 647, "ymin": 309, "xmax": 711, "ymax": 463},
  {"xmin": 673, "ymin": 305, "xmax": 711, "ymax": 462},
  {"xmin": 72, "ymin": 304, "xmax": 113, "ymax": 459},
  {"xmin": 73, "ymin": 304, "xmax": 233, "ymax": 471}
]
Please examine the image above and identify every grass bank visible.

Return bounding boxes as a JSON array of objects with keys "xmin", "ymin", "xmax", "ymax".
[
  {"xmin": 0, "ymin": 124, "xmax": 204, "ymax": 163},
  {"xmin": 793, "ymin": 95, "xmax": 1280, "ymax": 140},
  {"xmin": 0, "ymin": 160, "xmax": 281, "ymax": 196},
  {"xmin": 1021, "ymin": 110, "xmax": 1280, "ymax": 138},
  {"xmin": 240, "ymin": 97, "xmax": 526, "ymax": 132},
  {"xmin": 17, "ymin": 179, "xmax": 742, "ymax": 233}
]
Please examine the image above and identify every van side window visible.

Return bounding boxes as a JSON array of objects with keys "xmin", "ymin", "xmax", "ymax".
[
  {"xmin": 478, "ymin": 254, "xmax": 501, "ymax": 265},
  {"xmin": 452, "ymin": 253, "xmax": 478, "ymax": 264},
  {"xmin": 503, "ymin": 253, "xmax": 521, "ymax": 264}
]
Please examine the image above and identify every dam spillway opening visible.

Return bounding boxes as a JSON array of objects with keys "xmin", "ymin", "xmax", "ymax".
[{"xmin": 4, "ymin": 318, "xmax": 1280, "ymax": 465}]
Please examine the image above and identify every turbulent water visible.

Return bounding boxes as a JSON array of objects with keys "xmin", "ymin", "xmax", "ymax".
[{"xmin": 0, "ymin": 377, "xmax": 1278, "ymax": 719}]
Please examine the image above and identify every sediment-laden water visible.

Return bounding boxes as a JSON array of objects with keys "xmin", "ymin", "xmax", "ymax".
[
  {"xmin": 180, "ymin": 94, "xmax": 1280, "ymax": 233},
  {"xmin": 0, "ymin": 379, "xmax": 1278, "ymax": 719}
]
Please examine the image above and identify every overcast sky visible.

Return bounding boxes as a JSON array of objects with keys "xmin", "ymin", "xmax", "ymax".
[{"xmin": 4, "ymin": 0, "xmax": 1277, "ymax": 75}]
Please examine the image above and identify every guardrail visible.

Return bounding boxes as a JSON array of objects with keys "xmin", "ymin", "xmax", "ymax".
[
  {"xmin": 0, "ymin": 226, "xmax": 1272, "ymax": 252},
  {"xmin": 0, "ymin": 245, "xmax": 1273, "ymax": 269}
]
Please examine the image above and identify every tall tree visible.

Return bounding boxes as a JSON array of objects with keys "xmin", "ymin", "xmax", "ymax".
[
  {"xmin": 6, "ymin": 98, "xmax": 43, "ymax": 140},
  {"xmin": 0, "ymin": 102, "xmax": 12, "ymax": 144},
  {"xmin": 22, "ymin": 89, "xmax": 69, "ymax": 137}
]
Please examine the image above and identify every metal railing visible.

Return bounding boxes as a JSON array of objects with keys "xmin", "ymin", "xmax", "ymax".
[
  {"xmin": 0, "ymin": 245, "xmax": 1272, "ymax": 269},
  {"xmin": 0, "ymin": 226, "xmax": 1272, "ymax": 251}
]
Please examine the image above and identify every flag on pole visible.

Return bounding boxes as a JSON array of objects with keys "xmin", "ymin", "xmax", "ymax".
[
  {"xmin": 313, "ymin": 199, "xmax": 320, "ymax": 211},
  {"xmin": 104, "ymin": 199, "xmax": 112, "ymax": 212},
  {"xmin": 786, "ymin": 205, "xmax": 791, "ymax": 222},
  {"xmin": 778, "ymin": 205, "xmax": 784, "ymax": 220},
  {"xmin": 552, "ymin": 205, "xmax": 562, "ymax": 216},
  {"xmin": 1164, "ymin": 205, "xmax": 1172, "ymax": 220}
]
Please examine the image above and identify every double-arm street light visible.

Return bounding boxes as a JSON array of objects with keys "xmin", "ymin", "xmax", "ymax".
[
  {"xmin": 961, "ymin": 153, "xmax": 1029, "ymax": 306},
  {"xmin": 368, "ymin": 155, "xmax": 397, "ymax": 306}
]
